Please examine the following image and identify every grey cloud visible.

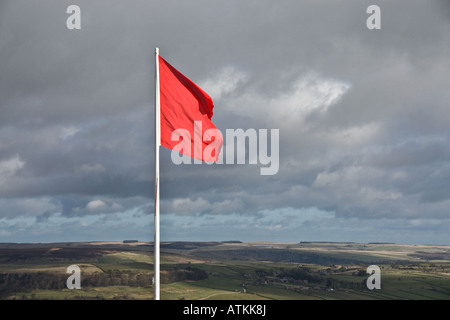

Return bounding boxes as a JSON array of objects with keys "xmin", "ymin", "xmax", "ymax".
[{"xmin": 1, "ymin": 0, "xmax": 450, "ymax": 243}]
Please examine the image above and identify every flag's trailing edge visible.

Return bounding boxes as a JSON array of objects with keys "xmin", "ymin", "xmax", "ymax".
[{"xmin": 158, "ymin": 56, "xmax": 223, "ymax": 162}]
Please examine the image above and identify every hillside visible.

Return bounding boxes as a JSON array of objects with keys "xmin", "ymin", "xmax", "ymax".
[{"xmin": 0, "ymin": 241, "xmax": 449, "ymax": 300}]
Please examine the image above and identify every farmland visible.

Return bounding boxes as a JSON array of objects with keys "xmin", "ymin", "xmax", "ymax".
[{"xmin": 0, "ymin": 241, "xmax": 449, "ymax": 300}]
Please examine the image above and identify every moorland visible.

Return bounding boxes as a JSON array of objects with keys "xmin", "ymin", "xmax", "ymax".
[{"xmin": 0, "ymin": 241, "xmax": 449, "ymax": 300}]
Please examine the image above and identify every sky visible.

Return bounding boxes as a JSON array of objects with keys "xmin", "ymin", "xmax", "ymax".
[{"xmin": 0, "ymin": 0, "xmax": 450, "ymax": 244}]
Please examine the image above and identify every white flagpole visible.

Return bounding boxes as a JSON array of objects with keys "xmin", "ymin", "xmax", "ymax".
[{"xmin": 154, "ymin": 47, "xmax": 161, "ymax": 300}]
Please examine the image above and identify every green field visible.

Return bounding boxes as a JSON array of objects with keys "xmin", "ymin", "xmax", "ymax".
[{"xmin": 0, "ymin": 241, "xmax": 449, "ymax": 300}]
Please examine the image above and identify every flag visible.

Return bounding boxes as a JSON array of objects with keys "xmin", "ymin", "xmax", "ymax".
[{"xmin": 158, "ymin": 56, "xmax": 223, "ymax": 162}]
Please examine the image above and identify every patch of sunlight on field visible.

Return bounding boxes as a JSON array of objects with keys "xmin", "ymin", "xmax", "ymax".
[
  {"xmin": 96, "ymin": 251, "xmax": 196, "ymax": 268},
  {"xmin": 104, "ymin": 252, "xmax": 151, "ymax": 263},
  {"xmin": 161, "ymin": 282, "xmax": 221, "ymax": 300},
  {"xmin": 161, "ymin": 282, "xmax": 256, "ymax": 300},
  {"xmin": 249, "ymin": 285, "xmax": 322, "ymax": 300},
  {"xmin": 163, "ymin": 254, "xmax": 208, "ymax": 265},
  {"xmin": 291, "ymin": 243, "xmax": 431, "ymax": 262},
  {"xmin": 97, "ymin": 252, "xmax": 153, "ymax": 272},
  {"xmin": 1, "ymin": 263, "xmax": 103, "ymax": 274},
  {"xmin": 202, "ymin": 292, "xmax": 268, "ymax": 300}
]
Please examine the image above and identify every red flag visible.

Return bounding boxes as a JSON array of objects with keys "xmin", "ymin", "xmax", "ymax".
[{"xmin": 158, "ymin": 56, "xmax": 223, "ymax": 162}]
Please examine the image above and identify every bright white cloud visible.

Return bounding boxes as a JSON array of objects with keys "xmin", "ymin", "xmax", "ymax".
[
  {"xmin": 199, "ymin": 66, "xmax": 248, "ymax": 101},
  {"xmin": 225, "ymin": 71, "xmax": 351, "ymax": 128},
  {"xmin": 86, "ymin": 200, "xmax": 107, "ymax": 212},
  {"xmin": 85, "ymin": 200, "xmax": 124, "ymax": 213},
  {"xmin": 169, "ymin": 197, "xmax": 211, "ymax": 215},
  {"xmin": 0, "ymin": 155, "xmax": 24, "ymax": 181}
]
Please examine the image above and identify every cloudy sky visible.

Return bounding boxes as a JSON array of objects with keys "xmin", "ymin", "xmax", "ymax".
[{"xmin": 1, "ymin": 0, "xmax": 450, "ymax": 244}]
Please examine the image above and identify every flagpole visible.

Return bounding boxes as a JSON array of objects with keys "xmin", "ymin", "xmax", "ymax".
[{"xmin": 154, "ymin": 47, "xmax": 161, "ymax": 300}]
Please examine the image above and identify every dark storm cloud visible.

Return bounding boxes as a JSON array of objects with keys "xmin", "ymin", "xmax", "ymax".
[
  {"xmin": 1, "ymin": 0, "xmax": 450, "ymax": 234},
  {"xmin": 0, "ymin": 1, "xmax": 155, "ymax": 201}
]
